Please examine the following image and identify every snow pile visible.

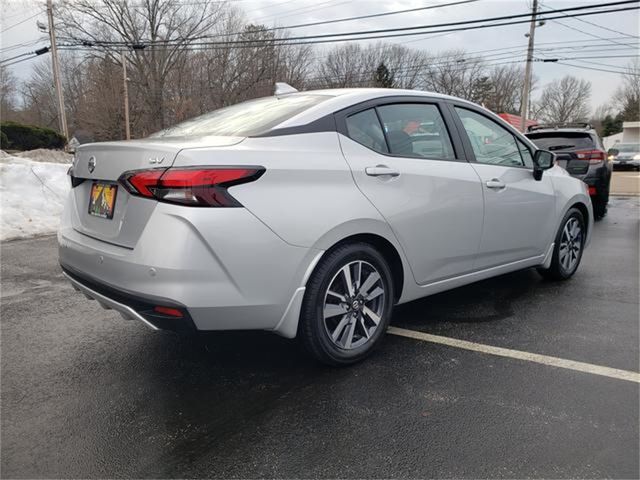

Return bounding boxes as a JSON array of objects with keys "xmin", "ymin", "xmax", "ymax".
[
  {"xmin": 0, "ymin": 155, "xmax": 70, "ymax": 240},
  {"xmin": 13, "ymin": 148, "xmax": 73, "ymax": 164}
]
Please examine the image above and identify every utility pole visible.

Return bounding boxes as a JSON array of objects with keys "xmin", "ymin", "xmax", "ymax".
[
  {"xmin": 121, "ymin": 51, "xmax": 131, "ymax": 140},
  {"xmin": 520, "ymin": 0, "xmax": 538, "ymax": 132},
  {"xmin": 46, "ymin": 0, "xmax": 69, "ymax": 143}
]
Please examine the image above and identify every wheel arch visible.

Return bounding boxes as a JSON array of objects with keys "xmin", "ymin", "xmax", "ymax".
[
  {"xmin": 570, "ymin": 201, "xmax": 590, "ymax": 237},
  {"xmin": 318, "ymin": 233, "xmax": 405, "ymax": 303}
]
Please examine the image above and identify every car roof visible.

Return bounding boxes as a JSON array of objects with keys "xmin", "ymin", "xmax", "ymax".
[
  {"xmin": 275, "ymin": 88, "xmax": 474, "ymax": 129},
  {"xmin": 526, "ymin": 128, "xmax": 596, "ymax": 135}
]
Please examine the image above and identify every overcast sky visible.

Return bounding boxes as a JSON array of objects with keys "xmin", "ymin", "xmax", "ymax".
[{"xmin": 1, "ymin": 0, "xmax": 639, "ymax": 112}]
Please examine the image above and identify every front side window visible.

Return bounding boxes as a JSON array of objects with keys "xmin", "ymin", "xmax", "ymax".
[
  {"xmin": 455, "ymin": 107, "xmax": 525, "ymax": 167},
  {"xmin": 345, "ymin": 109, "xmax": 388, "ymax": 154},
  {"xmin": 151, "ymin": 94, "xmax": 331, "ymax": 138},
  {"xmin": 516, "ymin": 138, "xmax": 534, "ymax": 168},
  {"xmin": 377, "ymin": 103, "xmax": 455, "ymax": 160}
]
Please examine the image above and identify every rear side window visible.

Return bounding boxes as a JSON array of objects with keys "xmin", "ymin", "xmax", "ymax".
[
  {"xmin": 377, "ymin": 104, "xmax": 455, "ymax": 160},
  {"xmin": 151, "ymin": 94, "xmax": 331, "ymax": 138},
  {"xmin": 345, "ymin": 109, "xmax": 388, "ymax": 154},
  {"xmin": 526, "ymin": 133, "xmax": 595, "ymax": 151}
]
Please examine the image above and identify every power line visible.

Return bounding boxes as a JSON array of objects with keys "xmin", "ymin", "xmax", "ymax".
[
  {"xmin": 1, "ymin": 11, "xmax": 43, "ymax": 33},
  {"xmin": 0, "ymin": 52, "xmax": 35, "ymax": 64},
  {"xmin": 62, "ymin": 1, "xmax": 640, "ymax": 48},
  {"xmin": 0, "ymin": 39, "xmax": 43, "ymax": 54},
  {"xmin": 252, "ymin": 0, "xmax": 346, "ymax": 23},
  {"xmin": 243, "ymin": 0, "xmax": 480, "ymax": 34},
  {"xmin": 0, "ymin": 53, "xmax": 46, "ymax": 68},
  {"xmin": 538, "ymin": 2, "xmax": 636, "ymax": 48},
  {"xmin": 571, "ymin": 58, "xmax": 637, "ymax": 71},
  {"xmin": 539, "ymin": 2, "xmax": 639, "ymax": 40},
  {"xmin": 557, "ymin": 61, "xmax": 640, "ymax": 76},
  {"xmin": 148, "ymin": 0, "xmax": 482, "ymax": 43}
]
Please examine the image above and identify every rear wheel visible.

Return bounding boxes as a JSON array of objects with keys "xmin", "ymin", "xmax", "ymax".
[
  {"xmin": 299, "ymin": 243, "xmax": 394, "ymax": 366},
  {"xmin": 537, "ymin": 208, "xmax": 586, "ymax": 281},
  {"xmin": 593, "ymin": 176, "xmax": 611, "ymax": 220},
  {"xmin": 593, "ymin": 193, "xmax": 608, "ymax": 220}
]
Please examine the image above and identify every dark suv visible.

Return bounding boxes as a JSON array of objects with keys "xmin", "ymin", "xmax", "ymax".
[{"xmin": 525, "ymin": 123, "xmax": 612, "ymax": 219}]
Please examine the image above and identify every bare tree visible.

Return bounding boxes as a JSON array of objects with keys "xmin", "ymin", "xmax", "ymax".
[
  {"xmin": 314, "ymin": 44, "xmax": 371, "ymax": 88},
  {"xmin": 0, "ymin": 65, "xmax": 18, "ymax": 119},
  {"xmin": 613, "ymin": 58, "xmax": 640, "ymax": 121},
  {"xmin": 312, "ymin": 42, "xmax": 429, "ymax": 89},
  {"xmin": 57, "ymin": 0, "xmax": 226, "ymax": 132},
  {"xmin": 483, "ymin": 65, "xmax": 526, "ymax": 114},
  {"xmin": 20, "ymin": 61, "xmax": 59, "ymax": 129},
  {"xmin": 532, "ymin": 75, "xmax": 591, "ymax": 124},
  {"xmin": 421, "ymin": 50, "xmax": 486, "ymax": 101}
]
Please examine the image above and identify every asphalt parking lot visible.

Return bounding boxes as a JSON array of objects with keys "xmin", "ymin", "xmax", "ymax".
[{"xmin": 1, "ymin": 196, "xmax": 639, "ymax": 479}]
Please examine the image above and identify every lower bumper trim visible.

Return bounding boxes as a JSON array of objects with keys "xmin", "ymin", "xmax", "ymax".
[
  {"xmin": 61, "ymin": 266, "xmax": 197, "ymax": 332},
  {"xmin": 63, "ymin": 271, "xmax": 160, "ymax": 330}
]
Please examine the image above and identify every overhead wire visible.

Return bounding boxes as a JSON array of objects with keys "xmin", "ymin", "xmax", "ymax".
[
  {"xmin": 58, "ymin": 2, "xmax": 640, "ymax": 49},
  {"xmin": 1, "ymin": 11, "xmax": 43, "ymax": 33}
]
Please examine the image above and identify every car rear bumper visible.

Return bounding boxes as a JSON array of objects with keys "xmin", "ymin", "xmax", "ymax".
[
  {"xmin": 62, "ymin": 266, "xmax": 197, "ymax": 332},
  {"xmin": 59, "ymin": 198, "xmax": 320, "ymax": 335}
]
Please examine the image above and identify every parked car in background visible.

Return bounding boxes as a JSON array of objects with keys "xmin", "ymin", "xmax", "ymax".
[
  {"xmin": 525, "ymin": 123, "xmax": 612, "ymax": 219},
  {"xmin": 59, "ymin": 88, "xmax": 593, "ymax": 366},
  {"xmin": 608, "ymin": 143, "xmax": 640, "ymax": 171}
]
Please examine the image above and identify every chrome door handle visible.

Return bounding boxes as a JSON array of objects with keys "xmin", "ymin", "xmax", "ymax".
[
  {"xmin": 485, "ymin": 179, "xmax": 506, "ymax": 190},
  {"xmin": 365, "ymin": 166, "xmax": 400, "ymax": 177}
]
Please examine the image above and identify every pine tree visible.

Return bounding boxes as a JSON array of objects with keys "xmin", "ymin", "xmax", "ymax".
[{"xmin": 373, "ymin": 63, "xmax": 395, "ymax": 88}]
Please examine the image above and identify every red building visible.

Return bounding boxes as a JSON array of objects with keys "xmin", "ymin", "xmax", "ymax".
[{"xmin": 498, "ymin": 113, "xmax": 537, "ymax": 132}]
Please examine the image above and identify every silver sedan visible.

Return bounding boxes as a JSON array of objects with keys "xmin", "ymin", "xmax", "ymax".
[{"xmin": 59, "ymin": 87, "xmax": 593, "ymax": 365}]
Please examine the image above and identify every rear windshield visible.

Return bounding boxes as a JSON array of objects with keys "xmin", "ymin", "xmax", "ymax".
[
  {"xmin": 151, "ymin": 94, "xmax": 331, "ymax": 138},
  {"xmin": 526, "ymin": 132, "xmax": 595, "ymax": 151}
]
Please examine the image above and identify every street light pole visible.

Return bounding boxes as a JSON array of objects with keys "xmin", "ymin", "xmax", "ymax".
[
  {"xmin": 520, "ymin": 0, "xmax": 538, "ymax": 132},
  {"xmin": 46, "ymin": 0, "xmax": 69, "ymax": 143},
  {"xmin": 121, "ymin": 51, "xmax": 131, "ymax": 140}
]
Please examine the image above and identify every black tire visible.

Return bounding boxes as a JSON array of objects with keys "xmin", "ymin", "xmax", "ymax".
[
  {"xmin": 593, "ymin": 194, "xmax": 608, "ymax": 220},
  {"xmin": 299, "ymin": 242, "xmax": 394, "ymax": 366},
  {"xmin": 537, "ymin": 208, "xmax": 586, "ymax": 281}
]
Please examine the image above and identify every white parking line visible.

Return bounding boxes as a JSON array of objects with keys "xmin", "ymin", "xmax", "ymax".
[{"xmin": 388, "ymin": 326, "xmax": 640, "ymax": 384}]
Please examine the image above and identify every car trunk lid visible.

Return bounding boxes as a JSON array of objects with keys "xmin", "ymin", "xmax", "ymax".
[{"xmin": 70, "ymin": 136, "xmax": 244, "ymax": 248}]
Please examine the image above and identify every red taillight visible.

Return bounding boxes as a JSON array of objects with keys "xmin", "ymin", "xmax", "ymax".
[
  {"xmin": 588, "ymin": 186, "xmax": 597, "ymax": 195},
  {"xmin": 153, "ymin": 306, "xmax": 184, "ymax": 318},
  {"xmin": 119, "ymin": 167, "xmax": 264, "ymax": 207},
  {"xmin": 575, "ymin": 150, "xmax": 605, "ymax": 164}
]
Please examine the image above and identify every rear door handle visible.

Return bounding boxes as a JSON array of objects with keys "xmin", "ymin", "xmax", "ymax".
[
  {"xmin": 485, "ymin": 179, "xmax": 506, "ymax": 190},
  {"xmin": 365, "ymin": 165, "xmax": 400, "ymax": 177}
]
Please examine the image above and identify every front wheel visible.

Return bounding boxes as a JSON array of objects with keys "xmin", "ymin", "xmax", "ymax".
[
  {"xmin": 537, "ymin": 208, "xmax": 586, "ymax": 281},
  {"xmin": 298, "ymin": 243, "xmax": 394, "ymax": 366}
]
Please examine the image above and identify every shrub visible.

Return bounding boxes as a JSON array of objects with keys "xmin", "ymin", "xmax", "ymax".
[
  {"xmin": 0, "ymin": 121, "xmax": 66, "ymax": 150},
  {"xmin": 0, "ymin": 131, "xmax": 9, "ymax": 149}
]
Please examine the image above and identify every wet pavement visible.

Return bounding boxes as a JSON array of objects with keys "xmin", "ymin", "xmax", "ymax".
[{"xmin": 1, "ymin": 197, "xmax": 638, "ymax": 478}]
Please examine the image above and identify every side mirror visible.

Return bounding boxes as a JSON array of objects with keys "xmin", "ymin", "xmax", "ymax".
[
  {"xmin": 608, "ymin": 148, "xmax": 619, "ymax": 157},
  {"xmin": 533, "ymin": 150, "xmax": 555, "ymax": 181}
]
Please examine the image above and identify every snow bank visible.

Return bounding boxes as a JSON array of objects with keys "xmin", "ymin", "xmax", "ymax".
[
  {"xmin": 13, "ymin": 148, "xmax": 73, "ymax": 164},
  {"xmin": 0, "ymin": 155, "xmax": 70, "ymax": 241}
]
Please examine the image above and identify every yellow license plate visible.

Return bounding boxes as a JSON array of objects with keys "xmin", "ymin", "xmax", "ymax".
[{"xmin": 88, "ymin": 182, "xmax": 118, "ymax": 219}]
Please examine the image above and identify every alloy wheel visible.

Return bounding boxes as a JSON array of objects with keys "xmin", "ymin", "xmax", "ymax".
[
  {"xmin": 559, "ymin": 217, "xmax": 583, "ymax": 272},
  {"xmin": 322, "ymin": 260, "xmax": 386, "ymax": 350}
]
